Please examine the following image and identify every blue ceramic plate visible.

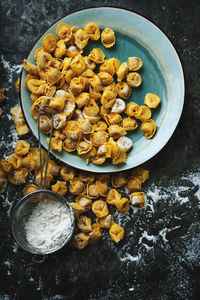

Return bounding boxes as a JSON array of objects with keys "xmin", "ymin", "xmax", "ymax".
[{"xmin": 20, "ymin": 7, "xmax": 184, "ymax": 173}]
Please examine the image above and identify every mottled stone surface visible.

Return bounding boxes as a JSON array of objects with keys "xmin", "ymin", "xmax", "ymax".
[{"xmin": 0, "ymin": 0, "xmax": 200, "ymax": 299}]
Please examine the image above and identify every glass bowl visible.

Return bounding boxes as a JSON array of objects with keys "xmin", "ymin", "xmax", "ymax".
[{"xmin": 10, "ymin": 190, "xmax": 75, "ymax": 255}]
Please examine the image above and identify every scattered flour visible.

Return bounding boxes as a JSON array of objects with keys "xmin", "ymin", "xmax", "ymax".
[{"xmin": 0, "ymin": 55, "xmax": 22, "ymax": 86}]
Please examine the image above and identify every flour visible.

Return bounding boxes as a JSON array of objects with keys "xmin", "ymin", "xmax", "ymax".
[{"xmin": 25, "ymin": 199, "xmax": 72, "ymax": 249}]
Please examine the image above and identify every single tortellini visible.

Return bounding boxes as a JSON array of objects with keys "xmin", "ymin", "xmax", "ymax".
[
  {"xmin": 87, "ymin": 182, "xmax": 100, "ymax": 199},
  {"xmin": 76, "ymin": 139, "xmax": 92, "ymax": 155},
  {"xmin": 131, "ymin": 167, "xmax": 149, "ymax": 183},
  {"xmin": 126, "ymin": 176, "xmax": 142, "ymax": 192},
  {"xmin": 70, "ymin": 202, "xmax": 85, "ymax": 219},
  {"xmin": 71, "ymin": 54, "xmax": 85, "ymax": 75},
  {"xmin": 51, "ymin": 181, "xmax": 67, "ymax": 196},
  {"xmin": 74, "ymin": 29, "xmax": 89, "ymax": 49},
  {"xmin": 70, "ymin": 77, "xmax": 86, "ymax": 94},
  {"xmin": 117, "ymin": 136, "xmax": 133, "ymax": 152},
  {"xmin": 14, "ymin": 140, "xmax": 30, "ymax": 156},
  {"xmin": 64, "ymin": 122, "xmax": 82, "ymax": 142},
  {"xmin": 66, "ymin": 45, "xmax": 83, "ymax": 58},
  {"xmin": 127, "ymin": 72, "xmax": 142, "ymax": 87},
  {"xmin": 0, "ymin": 176, "xmax": 7, "ymax": 194},
  {"xmin": 127, "ymin": 57, "xmax": 143, "ymax": 71},
  {"xmin": 60, "ymin": 165, "xmax": 76, "ymax": 181},
  {"xmin": 56, "ymin": 23, "xmax": 72, "ymax": 42},
  {"xmin": 130, "ymin": 192, "xmax": 146, "ymax": 208},
  {"xmin": 116, "ymin": 82, "xmax": 131, "ymax": 100},
  {"xmin": 115, "ymin": 197, "xmax": 130, "ymax": 214},
  {"xmin": 47, "ymin": 137, "xmax": 63, "ymax": 152},
  {"xmin": 96, "ymin": 214, "xmax": 113, "ymax": 229},
  {"xmin": 63, "ymin": 137, "xmax": 77, "ymax": 152},
  {"xmin": 26, "ymin": 79, "xmax": 48, "ymax": 95},
  {"xmin": 63, "ymin": 100, "xmax": 76, "ymax": 119},
  {"xmin": 23, "ymin": 184, "xmax": 39, "ymax": 196},
  {"xmin": 96, "ymin": 180, "xmax": 109, "ymax": 197},
  {"xmin": 89, "ymin": 86, "xmax": 102, "ymax": 101},
  {"xmin": 101, "ymin": 28, "xmax": 115, "ymax": 48},
  {"xmin": 8, "ymin": 168, "xmax": 28, "ymax": 185},
  {"xmin": 54, "ymin": 40, "xmax": 67, "ymax": 58},
  {"xmin": 78, "ymin": 118, "xmax": 93, "ymax": 134},
  {"xmin": 90, "ymin": 131, "xmax": 109, "ymax": 147},
  {"xmin": 144, "ymin": 93, "xmax": 160, "ymax": 108},
  {"xmin": 111, "ymin": 173, "xmax": 128, "ymax": 188},
  {"xmin": 36, "ymin": 51, "xmax": 52, "ymax": 70},
  {"xmin": 23, "ymin": 59, "xmax": 38, "ymax": 76},
  {"xmin": 125, "ymin": 102, "xmax": 142, "ymax": 118},
  {"xmin": 9, "ymin": 154, "xmax": 23, "ymax": 169},
  {"xmin": 0, "ymin": 159, "xmax": 12, "ymax": 174},
  {"xmin": 122, "ymin": 117, "xmax": 138, "ymax": 131},
  {"xmin": 50, "ymin": 97, "xmax": 65, "ymax": 112},
  {"xmin": 31, "ymin": 96, "xmax": 50, "ymax": 120},
  {"xmin": 137, "ymin": 106, "xmax": 151, "ymax": 122},
  {"xmin": 101, "ymin": 83, "xmax": 117, "ymax": 108},
  {"xmin": 141, "ymin": 119, "xmax": 156, "ymax": 139},
  {"xmin": 92, "ymin": 155, "xmax": 107, "ymax": 166},
  {"xmin": 39, "ymin": 115, "xmax": 52, "ymax": 134},
  {"xmin": 116, "ymin": 62, "xmax": 128, "ymax": 82},
  {"xmin": 111, "ymin": 98, "xmax": 126, "ymax": 114},
  {"xmin": 53, "ymin": 113, "xmax": 66, "ymax": 130},
  {"xmin": 46, "ymin": 67, "xmax": 63, "ymax": 84},
  {"xmin": 64, "ymin": 69, "xmax": 76, "ymax": 84},
  {"xmin": 78, "ymin": 171, "xmax": 95, "ymax": 183},
  {"xmin": 108, "ymin": 125, "xmax": 126, "ymax": 140},
  {"xmin": 76, "ymin": 92, "xmax": 90, "ymax": 108},
  {"xmin": 22, "ymin": 152, "xmax": 35, "ymax": 172},
  {"xmin": 87, "ymin": 224, "xmax": 102, "ymax": 244},
  {"xmin": 50, "ymin": 58, "xmax": 63, "ymax": 70},
  {"xmin": 93, "ymin": 120, "xmax": 108, "ymax": 132},
  {"xmin": 89, "ymin": 75, "xmax": 102, "ymax": 92},
  {"xmin": 83, "ymin": 99, "xmax": 99, "ymax": 118},
  {"xmin": 106, "ymin": 188, "xmax": 121, "ymax": 205},
  {"xmin": 92, "ymin": 200, "xmax": 109, "ymax": 218},
  {"xmin": 73, "ymin": 232, "xmax": 89, "ymax": 249},
  {"xmin": 97, "ymin": 72, "xmax": 114, "ymax": 86},
  {"xmin": 99, "ymin": 59, "xmax": 115, "ymax": 76},
  {"xmin": 104, "ymin": 113, "xmax": 122, "ymax": 126},
  {"xmin": 88, "ymin": 48, "xmax": 105, "ymax": 64},
  {"xmin": 77, "ymin": 215, "xmax": 92, "ymax": 233},
  {"xmin": 96, "ymin": 174, "xmax": 111, "ymax": 184},
  {"xmin": 76, "ymin": 195, "xmax": 92, "ymax": 211},
  {"xmin": 45, "ymin": 160, "xmax": 60, "ymax": 176},
  {"xmin": 109, "ymin": 223, "xmax": 124, "ymax": 243},
  {"xmin": 10, "ymin": 106, "xmax": 29, "ymax": 136},
  {"xmin": 83, "ymin": 57, "xmax": 96, "ymax": 71},
  {"xmin": 112, "ymin": 147, "xmax": 126, "ymax": 165},
  {"xmin": 69, "ymin": 178, "xmax": 86, "ymax": 195},
  {"xmin": 84, "ymin": 23, "xmax": 100, "ymax": 40}
]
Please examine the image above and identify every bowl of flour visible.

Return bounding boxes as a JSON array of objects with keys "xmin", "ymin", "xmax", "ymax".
[{"xmin": 10, "ymin": 190, "xmax": 75, "ymax": 254}]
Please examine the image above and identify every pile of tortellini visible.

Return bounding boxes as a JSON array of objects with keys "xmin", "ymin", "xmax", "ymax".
[
  {"xmin": 0, "ymin": 140, "xmax": 149, "ymax": 248},
  {"xmin": 23, "ymin": 22, "xmax": 160, "ymax": 165}
]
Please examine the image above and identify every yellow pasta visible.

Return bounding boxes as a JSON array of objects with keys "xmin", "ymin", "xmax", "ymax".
[
  {"xmin": 122, "ymin": 117, "xmax": 138, "ymax": 131},
  {"xmin": 87, "ymin": 224, "xmax": 102, "ymax": 243},
  {"xmin": 144, "ymin": 93, "xmax": 160, "ymax": 108},
  {"xmin": 60, "ymin": 165, "xmax": 76, "ymax": 181},
  {"xmin": 115, "ymin": 197, "xmax": 130, "ymax": 214},
  {"xmin": 127, "ymin": 72, "xmax": 142, "ymax": 88},
  {"xmin": 77, "ymin": 215, "xmax": 92, "ymax": 233},
  {"xmin": 69, "ymin": 178, "xmax": 86, "ymax": 195},
  {"xmin": 74, "ymin": 29, "xmax": 89, "ymax": 49},
  {"xmin": 9, "ymin": 154, "xmax": 23, "ymax": 169},
  {"xmin": 84, "ymin": 23, "xmax": 100, "ymax": 40},
  {"xmin": 97, "ymin": 72, "xmax": 114, "ymax": 86},
  {"xmin": 130, "ymin": 167, "xmax": 149, "ymax": 183},
  {"xmin": 92, "ymin": 200, "xmax": 109, "ymax": 218},
  {"xmin": 56, "ymin": 23, "xmax": 72, "ymax": 42},
  {"xmin": 54, "ymin": 39, "xmax": 66, "ymax": 58},
  {"xmin": 130, "ymin": 192, "xmax": 146, "ymax": 208},
  {"xmin": 87, "ymin": 182, "xmax": 100, "ymax": 199},
  {"xmin": 125, "ymin": 102, "xmax": 142, "ymax": 118},
  {"xmin": 88, "ymin": 48, "xmax": 105, "ymax": 64},
  {"xmin": 106, "ymin": 188, "xmax": 121, "ymax": 205},
  {"xmin": 141, "ymin": 119, "xmax": 156, "ymax": 139},
  {"xmin": 101, "ymin": 28, "xmax": 115, "ymax": 48},
  {"xmin": 0, "ymin": 159, "xmax": 12, "ymax": 174},
  {"xmin": 96, "ymin": 214, "xmax": 113, "ymax": 229},
  {"xmin": 71, "ymin": 54, "xmax": 85, "ymax": 75},
  {"xmin": 76, "ymin": 195, "xmax": 92, "ymax": 211},
  {"xmin": 137, "ymin": 106, "xmax": 151, "ymax": 122},
  {"xmin": 73, "ymin": 232, "xmax": 89, "ymax": 249},
  {"xmin": 14, "ymin": 140, "xmax": 30, "ymax": 156},
  {"xmin": 51, "ymin": 181, "xmax": 67, "ymax": 196},
  {"xmin": 10, "ymin": 107, "xmax": 29, "ymax": 136},
  {"xmin": 23, "ymin": 184, "xmax": 39, "ymax": 196},
  {"xmin": 8, "ymin": 168, "xmax": 28, "ymax": 185},
  {"xmin": 116, "ymin": 62, "xmax": 128, "ymax": 82},
  {"xmin": 104, "ymin": 113, "xmax": 122, "ymax": 126},
  {"xmin": 70, "ymin": 202, "xmax": 85, "ymax": 219},
  {"xmin": 108, "ymin": 125, "xmax": 126, "ymax": 140},
  {"xmin": 126, "ymin": 176, "xmax": 142, "ymax": 192},
  {"xmin": 111, "ymin": 173, "xmax": 127, "ymax": 187},
  {"xmin": 109, "ymin": 223, "xmax": 124, "ymax": 243},
  {"xmin": 127, "ymin": 57, "xmax": 143, "ymax": 71},
  {"xmin": 116, "ymin": 82, "xmax": 131, "ymax": 99},
  {"xmin": 43, "ymin": 33, "xmax": 57, "ymax": 53}
]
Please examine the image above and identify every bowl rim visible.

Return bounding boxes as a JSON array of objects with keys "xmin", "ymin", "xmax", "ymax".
[
  {"xmin": 19, "ymin": 6, "xmax": 185, "ymax": 173},
  {"xmin": 10, "ymin": 189, "xmax": 75, "ymax": 255}
]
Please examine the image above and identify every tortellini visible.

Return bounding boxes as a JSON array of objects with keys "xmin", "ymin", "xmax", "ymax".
[
  {"xmin": 51, "ymin": 181, "xmax": 67, "ymax": 196},
  {"xmin": 92, "ymin": 200, "xmax": 109, "ymax": 218},
  {"xmin": 130, "ymin": 192, "xmax": 146, "ymax": 208},
  {"xmin": 23, "ymin": 21, "xmax": 160, "ymax": 166},
  {"xmin": 109, "ymin": 223, "xmax": 124, "ymax": 243}
]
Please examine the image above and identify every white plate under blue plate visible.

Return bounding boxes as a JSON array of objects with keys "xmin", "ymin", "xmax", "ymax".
[{"xmin": 20, "ymin": 7, "xmax": 184, "ymax": 173}]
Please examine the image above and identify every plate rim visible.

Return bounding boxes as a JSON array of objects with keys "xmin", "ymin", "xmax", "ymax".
[{"xmin": 19, "ymin": 6, "xmax": 185, "ymax": 173}]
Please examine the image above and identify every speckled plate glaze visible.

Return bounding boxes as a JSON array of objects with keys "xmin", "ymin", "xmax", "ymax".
[{"xmin": 20, "ymin": 7, "xmax": 184, "ymax": 173}]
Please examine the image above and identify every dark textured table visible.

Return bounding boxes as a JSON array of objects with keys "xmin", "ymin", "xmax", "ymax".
[{"xmin": 0, "ymin": 1, "xmax": 200, "ymax": 299}]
